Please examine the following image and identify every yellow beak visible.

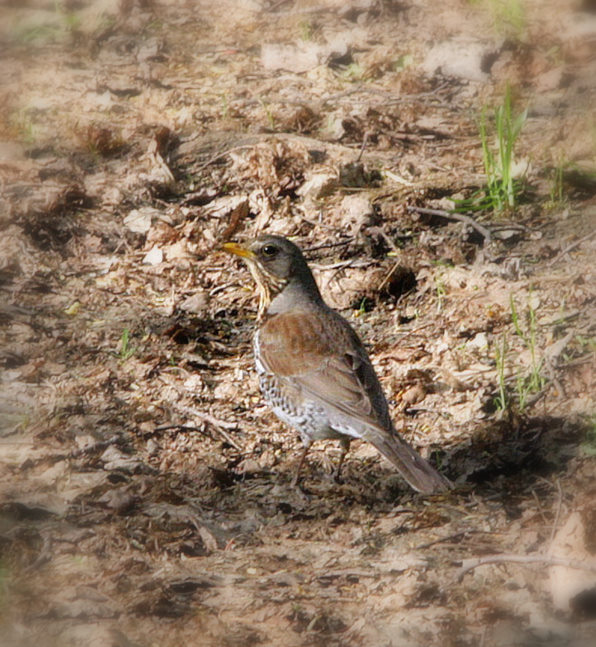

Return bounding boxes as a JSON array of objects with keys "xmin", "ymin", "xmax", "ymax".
[{"xmin": 222, "ymin": 242, "xmax": 255, "ymax": 260}]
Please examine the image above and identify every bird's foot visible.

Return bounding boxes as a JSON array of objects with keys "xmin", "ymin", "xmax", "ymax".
[
  {"xmin": 332, "ymin": 467, "xmax": 344, "ymax": 484},
  {"xmin": 290, "ymin": 478, "xmax": 311, "ymax": 502}
]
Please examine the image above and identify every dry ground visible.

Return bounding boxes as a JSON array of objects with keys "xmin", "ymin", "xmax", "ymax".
[{"xmin": 1, "ymin": 1, "xmax": 595, "ymax": 646}]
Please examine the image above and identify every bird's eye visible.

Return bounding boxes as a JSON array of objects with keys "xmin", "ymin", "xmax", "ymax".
[{"xmin": 261, "ymin": 244, "xmax": 278, "ymax": 257}]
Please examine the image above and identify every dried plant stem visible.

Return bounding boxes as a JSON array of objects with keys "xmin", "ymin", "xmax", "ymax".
[
  {"xmin": 457, "ymin": 553, "xmax": 596, "ymax": 582},
  {"xmin": 406, "ymin": 205, "xmax": 493, "ymax": 242}
]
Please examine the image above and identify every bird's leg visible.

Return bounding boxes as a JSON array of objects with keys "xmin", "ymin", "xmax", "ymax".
[
  {"xmin": 334, "ymin": 437, "xmax": 351, "ymax": 482},
  {"xmin": 291, "ymin": 442, "xmax": 311, "ymax": 487}
]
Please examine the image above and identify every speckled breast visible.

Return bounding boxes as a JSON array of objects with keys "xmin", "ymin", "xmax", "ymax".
[{"xmin": 253, "ymin": 331, "xmax": 349, "ymax": 444}]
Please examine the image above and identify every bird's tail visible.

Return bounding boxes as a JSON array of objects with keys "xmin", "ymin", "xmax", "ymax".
[{"xmin": 369, "ymin": 432, "xmax": 451, "ymax": 494}]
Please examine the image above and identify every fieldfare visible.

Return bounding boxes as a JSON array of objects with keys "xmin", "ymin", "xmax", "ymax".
[{"xmin": 223, "ymin": 235, "xmax": 451, "ymax": 494}]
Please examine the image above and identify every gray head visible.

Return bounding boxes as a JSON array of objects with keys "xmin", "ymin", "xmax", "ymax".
[{"xmin": 223, "ymin": 235, "xmax": 322, "ymax": 315}]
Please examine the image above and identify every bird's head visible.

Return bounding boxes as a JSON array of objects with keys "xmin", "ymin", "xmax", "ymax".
[{"xmin": 223, "ymin": 235, "xmax": 319, "ymax": 317}]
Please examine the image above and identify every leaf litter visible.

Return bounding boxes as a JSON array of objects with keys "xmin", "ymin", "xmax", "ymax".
[{"xmin": 0, "ymin": 1, "xmax": 595, "ymax": 646}]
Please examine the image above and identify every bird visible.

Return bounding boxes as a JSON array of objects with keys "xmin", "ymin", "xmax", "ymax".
[{"xmin": 222, "ymin": 234, "xmax": 451, "ymax": 494}]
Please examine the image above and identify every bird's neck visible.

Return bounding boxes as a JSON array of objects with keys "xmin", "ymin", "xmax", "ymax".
[{"xmin": 264, "ymin": 275, "xmax": 323, "ymax": 319}]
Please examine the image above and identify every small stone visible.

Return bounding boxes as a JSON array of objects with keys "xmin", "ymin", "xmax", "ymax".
[
  {"xmin": 142, "ymin": 246, "xmax": 163, "ymax": 265},
  {"xmin": 180, "ymin": 290, "xmax": 209, "ymax": 315}
]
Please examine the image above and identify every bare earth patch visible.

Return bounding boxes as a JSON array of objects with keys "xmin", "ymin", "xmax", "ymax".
[{"xmin": 1, "ymin": 1, "xmax": 595, "ymax": 646}]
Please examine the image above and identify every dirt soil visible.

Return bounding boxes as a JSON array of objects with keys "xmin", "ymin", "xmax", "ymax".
[{"xmin": 1, "ymin": 1, "xmax": 595, "ymax": 646}]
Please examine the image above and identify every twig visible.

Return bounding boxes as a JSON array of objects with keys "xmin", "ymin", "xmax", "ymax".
[
  {"xmin": 154, "ymin": 424, "xmax": 216, "ymax": 442},
  {"xmin": 490, "ymin": 222, "xmax": 533, "ymax": 233},
  {"xmin": 530, "ymin": 488, "xmax": 549, "ymax": 525},
  {"xmin": 69, "ymin": 437, "xmax": 120, "ymax": 459},
  {"xmin": 367, "ymin": 226, "xmax": 401, "ymax": 254},
  {"xmin": 181, "ymin": 407, "xmax": 243, "ymax": 451},
  {"xmin": 547, "ymin": 230, "xmax": 596, "ymax": 267},
  {"xmin": 321, "ymin": 85, "xmax": 367, "ymax": 105},
  {"xmin": 24, "ymin": 533, "xmax": 53, "ymax": 573},
  {"xmin": 357, "ymin": 81, "xmax": 452, "ymax": 105},
  {"xmin": 548, "ymin": 479, "xmax": 564, "ymax": 551},
  {"xmin": 320, "ymin": 81, "xmax": 453, "ymax": 108},
  {"xmin": 376, "ymin": 262, "xmax": 402, "ymax": 293},
  {"xmin": 405, "ymin": 406, "xmax": 451, "ymax": 419},
  {"xmin": 193, "ymin": 144, "xmax": 254, "ymax": 173},
  {"xmin": 522, "ymin": 378, "xmax": 551, "ymax": 408},
  {"xmin": 407, "ymin": 205, "xmax": 493, "ymax": 243},
  {"xmin": 415, "ymin": 530, "xmax": 474, "ymax": 550},
  {"xmin": 396, "ymin": 322, "xmax": 435, "ymax": 339},
  {"xmin": 157, "ymin": 376, "xmax": 243, "ymax": 450},
  {"xmin": 306, "ymin": 238, "xmax": 354, "ymax": 253},
  {"xmin": 267, "ymin": 0, "xmax": 292, "ymax": 11},
  {"xmin": 209, "ymin": 281, "xmax": 237, "ymax": 296},
  {"xmin": 356, "ymin": 131, "xmax": 370, "ymax": 163},
  {"xmin": 299, "ymin": 212, "xmax": 337, "ymax": 231},
  {"xmin": 383, "ymin": 169, "xmax": 415, "ymax": 186},
  {"xmin": 186, "ymin": 411, "xmax": 237, "ymax": 430},
  {"xmin": 563, "ymin": 354, "xmax": 594, "ymax": 367},
  {"xmin": 457, "ymin": 553, "xmax": 596, "ymax": 582},
  {"xmin": 312, "ymin": 259, "xmax": 371, "ymax": 272},
  {"xmin": 313, "ymin": 258, "xmax": 374, "ymax": 288}
]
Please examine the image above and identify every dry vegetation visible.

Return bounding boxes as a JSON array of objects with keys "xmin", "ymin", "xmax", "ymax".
[{"xmin": 0, "ymin": 1, "xmax": 595, "ymax": 646}]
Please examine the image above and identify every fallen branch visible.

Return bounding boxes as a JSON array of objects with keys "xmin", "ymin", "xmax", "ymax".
[
  {"xmin": 156, "ymin": 375, "xmax": 244, "ymax": 451},
  {"xmin": 181, "ymin": 407, "xmax": 243, "ymax": 451},
  {"xmin": 407, "ymin": 205, "xmax": 492, "ymax": 243},
  {"xmin": 457, "ymin": 553, "xmax": 596, "ymax": 582},
  {"xmin": 547, "ymin": 230, "xmax": 596, "ymax": 267}
]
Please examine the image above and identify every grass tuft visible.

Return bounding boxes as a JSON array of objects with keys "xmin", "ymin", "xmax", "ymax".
[{"xmin": 455, "ymin": 84, "xmax": 527, "ymax": 215}]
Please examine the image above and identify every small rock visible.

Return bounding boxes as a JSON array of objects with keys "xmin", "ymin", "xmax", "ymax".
[
  {"xmin": 205, "ymin": 195, "xmax": 249, "ymax": 220},
  {"xmin": 468, "ymin": 332, "xmax": 488, "ymax": 350},
  {"xmin": 124, "ymin": 207, "xmax": 161, "ymax": 234},
  {"xmin": 261, "ymin": 42, "xmax": 323, "ymax": 73},
  {"xmin": 180, "ymin": 291, "xmax": 209, "ymax": 315},
  {"xmin": 99, "ymin": 486, "xmax": 138, "ymax": 514},
  {"xmin": 401, "ymin": 384, "xmax": 427, "ymax": 407},
  {"xmin": 421, "ymin": 40, "xmax": 492, "ymax": 82},
  {"xmin": 164, "ymin": 240, "xmax": 191, "ymax": 261},
  {"xmin": 142, "ymin": 246, "xmax": 163, "ymax": 265},
  {"xmin": 236, "ymin": 458, "xmax": 262, "ymax": 476},
  {"xmin": 100, "ymin": 446, "xmax": 144, "ymax": 474},
  {"xmin": 297, "ymin": 173, "xmax": 338, "ymax": 201},
  {"xmin": 146, "ymin": 438, "xmax": 159, "ymax": 456},
  {"xmin": 340, "ymin": 193, "xmax": 374, "ymax": 234}
]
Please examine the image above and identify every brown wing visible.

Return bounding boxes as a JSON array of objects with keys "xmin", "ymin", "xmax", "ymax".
[
  {"xmin": 258, "ymin": 310, "xmax": 391, "ymax": 430},
  {"xmin": 259, "ymin": 310, "xmax": 452, "ymax": 494}
]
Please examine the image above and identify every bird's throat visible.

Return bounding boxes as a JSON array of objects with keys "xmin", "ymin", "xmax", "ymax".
[{"xmin": 246, "ymin": 262, "xmax": 286, "ymax": 321}]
